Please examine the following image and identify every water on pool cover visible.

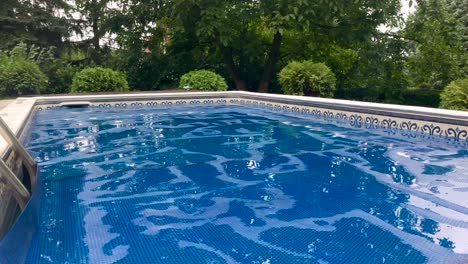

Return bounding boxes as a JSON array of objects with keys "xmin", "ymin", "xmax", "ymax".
[{"xmin": 23, "ymin": 105, "xmax": 468, "ymax": 263}]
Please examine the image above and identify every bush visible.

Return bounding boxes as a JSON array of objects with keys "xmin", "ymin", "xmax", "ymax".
[
  {"xmin": 43, "ymin": 63, "xmax": 80, "ymax": 94},
  {"xmin": 0, "ymin": 57, "xmax": 48, "ymax": 97},
  {"xmin": 71, "ymin": 67, "xmax": 129, "ymax": 93},
  {"xmin": 400, "ymin": 88, "xmax": 441, "ymax": 108},
  {"xmin": 1, "ymin": 42, "xmax": 81, "ymax": 95},
  {"xmin": 278, "ymin": 60, "xmax": 336, "ymax": 97},
  {"xmin": 179, "ymin": 70, "xmax": 228, "ymax": 91},
  {"xmin": 440, "ymin": 79, "xmax": 468, "ymax": 111}
]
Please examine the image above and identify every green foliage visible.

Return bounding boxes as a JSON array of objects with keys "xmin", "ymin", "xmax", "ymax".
[
  {"xmin": 445, "ymin": 0, "xmax": 468, "ymax": 52},
  {"xmin": 129, "ymin": 0, "xmax": 402, "ymax": 92},
  {"xmin": 3, "ymin": 42, "xmax": 78, "ymax": 94},
  {"xmin": 74, "ymin": 0, "xmax": 116, "ymax": 64},
  {"xmin": 278, "ymin": 61, "xmax": 336, "ymax": 97},
  {"xmin": 1, "ymin": 0, "xmax": 466, "ymax": 109},
  {"xmin": 336, "ymin": 36, "xmax": 408, "ymax": 103},
  {"xmin": 440, "ymin": 79, "xmax": 468, "ymax": 110},
  {"xmin": 71, "ymin": 67, "xmax": 129, "ymax": 93},
  {"xmin": 0, "ymin": 0, "xmax": 71, "ymax": 50},
  {"xmin": 179, "ymin": 70, "xmax": 228, "ymax": 91},
  {"xmin": 108, "ymin": 47, "xmax": 198, "ymax": 91},
  {"xmin": 0, "ymin": 56, "xmax": 48, "ymax": 97},
  {"xmin": 0, "ymin": 43, "xmax": 51, "ymax": 96},
  {"xmin": 5, "ymin": 42, "xmax": 55, "ymax": 64},
  {"xmin": 42, "ymin": 62, "xmax": 80, "ymax": 94},
  {"xmin": 404, "ymin": 0, "xmax": 466, "ymax": 90},
  {"xmin": 86, "ymin": 0, "xmax": 403, "ymax": 93},
  {"xmin": 400, "ymin": 88, "xmax": 441, "ymax": 108}
]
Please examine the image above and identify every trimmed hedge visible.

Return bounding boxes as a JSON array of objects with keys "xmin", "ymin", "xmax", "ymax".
[
  {"xmin": 278, "ymin": 60, "xmax": 336, "ymax": 97},
  {"xmin": 71, "ymin": 67, "xmax": 129, "ymax": 93},
  {"xmin": 179, "ymin": 70, "xmax": 228, "ymax": 91},
  {"xmin": 440, "ymin": 79, "xmax": 468, "ymax": 111}
]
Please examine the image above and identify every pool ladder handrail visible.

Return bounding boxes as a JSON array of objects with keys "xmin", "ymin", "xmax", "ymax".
[{"xmin": 0, "ymin": 117, "xmax": 35, "ymax": 210}]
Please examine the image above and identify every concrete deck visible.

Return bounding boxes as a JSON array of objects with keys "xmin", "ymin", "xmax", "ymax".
[{"xmin": 0, "ymin": 100, "xmax": 14, "ymax": 111}]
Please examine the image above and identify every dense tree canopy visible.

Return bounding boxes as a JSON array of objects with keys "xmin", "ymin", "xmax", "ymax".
[
  {"xmin": 161, "ymin": 0, "xmax": 402, "ymax": 92},
  {"xmin": 0, "ymin": 0, "xmax": 466, "ymax": 108},
  {"xmin": 0, "ymin": 0, "xmax": 71, "ymax": 50},
  {"xmin": 404, "ymin": 0, "xmax": 466, "ymax": 90}
]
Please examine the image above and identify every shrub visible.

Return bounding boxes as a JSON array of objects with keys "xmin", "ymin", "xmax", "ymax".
[
  {"xmin": 43, "ymin": 63, "xmax": 80, "ymax": 94},
  {"xmin": 0, "ymin": 57, "xmax": 48, "ymax": 97},
  {"xmin": 440, "ymin": 79, "xmax": 468, "ymax": 111},
  {"xmin": 278, "ymin": 60, "xmax": 336, "ymax": 97},
  {"xmin": 0, "ymin": 42, "xmax": 79, "ymax": 95},
  {"xmin": 400, "ymin": 88, "xmax": 441, "ymax": 108},
  {"xmin": 179, "ymin": 70, "xmax": 228, "ymax": 91},
  {"xmin": 71, "ymin": 67, "xmax": 129, "ymax": 93}
]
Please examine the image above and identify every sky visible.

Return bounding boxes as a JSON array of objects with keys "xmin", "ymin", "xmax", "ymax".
[
  {"xmin": 401, "ymin": 0, "xmax": 417, "ymax": 19},
  {"xmin": 379, "ymin": 0, "xmax": 417, "ymax": 32}
]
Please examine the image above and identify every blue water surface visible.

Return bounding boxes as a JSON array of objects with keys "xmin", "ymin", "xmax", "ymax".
[{"xmin": 23, "ymin": 105, "xmax": 468, "ymax": 263}]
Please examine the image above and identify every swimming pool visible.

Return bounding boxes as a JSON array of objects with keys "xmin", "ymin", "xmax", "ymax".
[{"xmin": 18, "ymin": 103, "xmax": 468, "ymax": 263}]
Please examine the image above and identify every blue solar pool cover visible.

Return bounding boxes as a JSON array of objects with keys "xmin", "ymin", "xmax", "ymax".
[{"xmin": 16, "ymin": 105, "xmax": 468, "ymax": 263}]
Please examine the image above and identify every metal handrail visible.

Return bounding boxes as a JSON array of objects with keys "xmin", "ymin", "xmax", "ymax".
[
  {"xmin": 0, "ymin": 160, "xmax": 29, "ymax": 210},
  {"xmin": 0, "ymin": 116, "xmax": 35, "ymax": 210}
]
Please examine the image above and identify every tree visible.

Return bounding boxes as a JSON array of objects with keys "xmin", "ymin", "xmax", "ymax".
[
  {"xmin": 404, "ymin": 0, "xmax": 466, "ymax": 91},
  {"xmin": 168, "ymin": 0, "xmax": 402, "ymax": 92},
  {"xmin": 73, "ymin": 0, "xmax": 118, "ymax": 64},
  {"xmin": 445, "ymin": 0, "xmax": 468, "ymax": 76},
  {"xmin": 0, "ymin": 0, "xmax": 71, "ymax": 50},
  {"xmin": 105, "ymin": 0, "xmax": 181, "ymax": 90},
  {"xmin": 336, "ymin": 35, "xmax": 408, "ymax": 103},
  {"xmin": 445, "ymin": 0, "xmax": 467, "ymax": 52}
]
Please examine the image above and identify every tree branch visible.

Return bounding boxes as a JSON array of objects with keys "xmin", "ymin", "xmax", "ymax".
[{"xmin": 377, "ymin": 32, "xmax": 420, "ymax": 43}]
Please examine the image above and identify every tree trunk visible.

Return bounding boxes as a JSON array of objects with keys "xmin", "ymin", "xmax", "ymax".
[
  {"xmin": 234, "ymin": 79, "xmax": 248, "ymax": 91},
  {"xmin": 258, "ymin": 31, "xmax": 282, "ymax": 93},
  {"xmin": 89, "ymin": 0, "xmax": 101, "ymax": 64},
  {"xmin": 221, "ymin": 46, "xmax": 249, "ymax": 91},
  {"xmin": 90, "ymin": 5, "xmax": 102, "ymax": 64},
  {"xmin": 91, "ymin": 14, "xmax": 100, "ymax": 51}
]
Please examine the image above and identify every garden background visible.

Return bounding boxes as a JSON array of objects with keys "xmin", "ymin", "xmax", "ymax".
[{"xmin": 0, "ymin": 0, "xmax": 466, "ymax": 110}]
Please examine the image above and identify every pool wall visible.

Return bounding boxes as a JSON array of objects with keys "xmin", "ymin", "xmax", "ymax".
[
  {"xmin": 0, "ymin": 91, "xmax": 467, "ymax": 262},
  {"xmin": 32, "ymin": 91, "xmax": 468, "ymax": 144}
]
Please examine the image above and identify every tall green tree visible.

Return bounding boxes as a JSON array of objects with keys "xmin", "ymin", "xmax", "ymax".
[
  {"xmin": 105, "ymin": 0, "xmax": 178, "ymax": 90},
  {"xmin": 404, "ymin": 0, "xmax": 466, "ymax": 90},
  {"xmin": 168, "ymin": 0, "xmax": 402, "ymax": 92},
  {"xmin": 336, "ymin": 36, "xmax": 408, "ymax": 103},
  {"xmin": 73, "ymin": 0, "xmax": 119, "ymax": 64},
  {"xmin": 445, "ymin": 0, "xmax": 468, "ymax": 75},
  {"xmin": 0, "ymin": 0, "xmax": 71, "ymax": 50},
  {"xmin": 445, "ymin": 0, "xmax": 467, "ymax": 52}
]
